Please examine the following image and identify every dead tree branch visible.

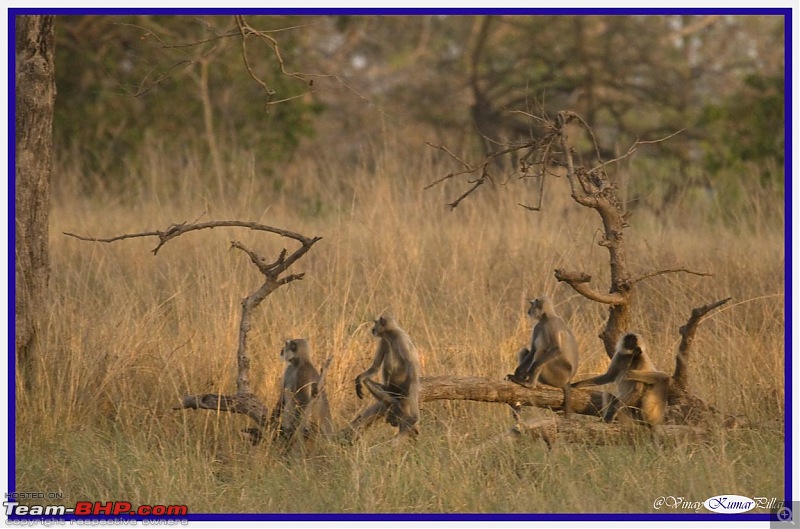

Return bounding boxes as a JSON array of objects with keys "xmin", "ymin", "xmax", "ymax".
[
  {"xmin": 425, "ymin": 138, "xmax": 548, "ymax": 209},
  {"xmin": 65, "ymin": 219, "xmax": 319, "ymax": 256},
  {"xmin": 426, "ymin": 107, "xmax": 711, "ymax": 358},
  {"xmin": 554, "ymin": 269, "xmax": 625, "ymax": 306},
  {"xmin": 590, "ymin": 129, "xmax": 686, "ymax": 174},
  {"xmin": 117, "ymin": 17, "xmax": 314, "ymax": 103},
  {"xmin": 420, "ymin": 376, "xmax": 605, "ymax": 417},
  {"xmin": 671, "ymin": 297, "xmax": 732, "ymax": 396},
  {"xmin": 420, "ymin": 372, "xmax": 741, "ymax": 436},
  {"xmin": 630, "ymin": 267, "xmax": 713, "ymax": 285},
  {"xmin": 175, "ymin": 393, "xmax": 269, "ymax": 427},
  {"xmin": 66, "ymin": 219, "xmax": 321, "ymax": 429}
]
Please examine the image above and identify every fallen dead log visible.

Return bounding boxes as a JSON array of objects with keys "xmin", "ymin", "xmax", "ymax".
[
  {"xmin": 177, "ymin": 392, "xmax": 269, "ymax": 427},
  {"xmin": 420, "ymin": 375, "xmax": 605, "ymax": 417}
]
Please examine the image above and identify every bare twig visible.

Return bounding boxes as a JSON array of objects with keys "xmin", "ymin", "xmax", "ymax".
[
  {"xmin": 590, "ymin": 129, "xmax": 686, "ymax": 174},
  {"xmin": 448, "ymin": 179, "xmax": 486, "ymax": 209},
  {"xmin": 64, "ymin": 229, "xmax": 161, "ymax": 244},
  {"xmin": 234, "ymin": 14, "xmax": 316, "ymax": 109},
  {"xmin": 554, "ymin": 115, "xmax": 597, "ymax": 207},
  {"xmin": 424, "ymin": 142, "xmax": 475, "ymax": 189},
  {"xmin": 116, "ymin": 20, "xmax": 240, "ymax": 50},
  {"xmin": 631, "ymin": 267, "xmax": 713, "ymax": 285},
  {"xmin": 427, "ymin": 139, "xmax": 544, "ymax": 208},
  {"xmin": 130, "ymin": 60, "xmax": 194, "ymax": 98},
  {"xmin": 560, "ymin": 110, "xmax": 604, "ymax": 164}
]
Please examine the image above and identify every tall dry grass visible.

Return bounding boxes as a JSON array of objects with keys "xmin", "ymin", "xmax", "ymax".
[{"xmin": 17, "ymin": 138, "xmax": 785, "ymax": 513}]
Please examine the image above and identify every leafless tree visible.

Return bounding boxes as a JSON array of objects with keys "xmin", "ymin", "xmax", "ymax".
[
  {"xmin": 425, "ymin": 110, "xmax": 734, "ymax": 440},
  {"xmin": 66, "ymin": 220, "xmax": 325, "ymax": 443}
]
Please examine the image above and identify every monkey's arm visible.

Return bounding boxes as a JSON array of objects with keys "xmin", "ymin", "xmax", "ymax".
[
  {"xmin": 570, "ymin": 373, "xmax": 615, "ymax": 389},
  {"xmin": 571, "ymin": 361, "xmax": 620, "ymax": 388},
  {"xmin": 505, "ymin": 347, "xmax": 535, "ymax": 384},
  {"xmin": 356, "ymin": 339, "xmax": 388, "ymax": 399},
  {"xmin": 571, "ymin": 353, "xmax": 629, "ymax": 388}
]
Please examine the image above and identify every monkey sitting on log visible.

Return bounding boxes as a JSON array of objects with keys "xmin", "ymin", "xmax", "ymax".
[
  {"xmin": 506, "ymin": 296, "xmax": 580, "ymax": 417},
  {"xmin": 350, "ymin": 314, "xmax": 422, "ymax": 439},
  {"xmin": 571, "ymin": 332, "xmax": 669, "ymax": 427}
]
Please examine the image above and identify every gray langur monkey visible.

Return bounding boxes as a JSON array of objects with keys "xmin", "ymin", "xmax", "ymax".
[
  {"xmin": 570, "ymin": 332, "xmax": 669, "ymax": 427},
  {"xmin": 506, "ymin": 296, "xmax": 580, "ymax": 417},
  {"xmin": 351, "ymin": 314, "xmax": 421, "ymax": 438},
  {"xmin": 269, "ymin": 339, "xmax": 334, "ymax": 442}
]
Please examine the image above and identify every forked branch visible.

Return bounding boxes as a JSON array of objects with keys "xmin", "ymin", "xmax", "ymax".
[
  {"xmin": 554, "ymin": 269, "xmax": 625, "ymax": 305},
  {"xmin": 66, "ymin": 219, "xmax": 321, "ymax": 426},
  {"xmin": 672, "ymin": 297, "xmax": 731, "ymax": 394}
]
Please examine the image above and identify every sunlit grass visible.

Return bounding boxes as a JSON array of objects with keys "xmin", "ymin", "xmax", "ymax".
[{"xmin": 17, "ymin": 141, "xmax": 785, "ymax": 513}]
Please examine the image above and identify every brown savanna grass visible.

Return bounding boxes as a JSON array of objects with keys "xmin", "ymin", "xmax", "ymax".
[{"xmin": 17, "ymin": 138, "xmax": 785, "ymax": 514}]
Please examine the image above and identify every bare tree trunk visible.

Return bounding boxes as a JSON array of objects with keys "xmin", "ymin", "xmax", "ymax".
[
  {"xmin": 66, "ymin": 220, "xmax": 322, "ymax": 442},
  {"xmin": 426, "ymin": 110, "xmax": 735, "ymax": 432},
  {"xmin": 15, "ymin": 15, "xmax": 56, "ymax": 388},
  {"xmin": 198, "ymin": 57, "xmax": 225, "ymax": 198}
]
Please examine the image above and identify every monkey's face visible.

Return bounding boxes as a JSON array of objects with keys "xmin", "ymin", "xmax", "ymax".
[
  {"xmin": 280, "ymin": 340, "xmax": 294, "ymax": 363},
  {"xmin": 371, "ymin": 317, "xmax": 386, "ymax": 336},
  {"xmin": 281, "ymin": 339, "xmax": 303, "ymax": 364},
  {"xmin": 527, "ymin": 299, "xmax": 544, "ymax": 319},
  {"xmin": 622, "ymin": 333, "xmax": 641, "ymax": 353}
]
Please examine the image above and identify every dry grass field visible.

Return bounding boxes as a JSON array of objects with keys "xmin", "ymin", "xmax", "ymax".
[{"xmin": 16, "ymin": 140, "xmax": 785, "ymax": 514}]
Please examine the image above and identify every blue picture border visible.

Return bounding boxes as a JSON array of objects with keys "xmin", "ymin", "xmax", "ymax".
[{"xmin": 7, "ymin": 6, "xmax": 794, "ymax": 523}]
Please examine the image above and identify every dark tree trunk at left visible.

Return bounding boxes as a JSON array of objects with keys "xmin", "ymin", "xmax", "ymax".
[{"xmin": 15, "ymin": 15, "xmax": 56, "ymax": 388}]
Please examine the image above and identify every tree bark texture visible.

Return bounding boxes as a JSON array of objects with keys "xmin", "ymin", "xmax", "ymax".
[
  {"xmin": 15, "ymin": 15, "xmax": 56, "ymax": 385},
  {"xmin": 420, "ymin": 376, "xmax": 605, "ymax": 416}
]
